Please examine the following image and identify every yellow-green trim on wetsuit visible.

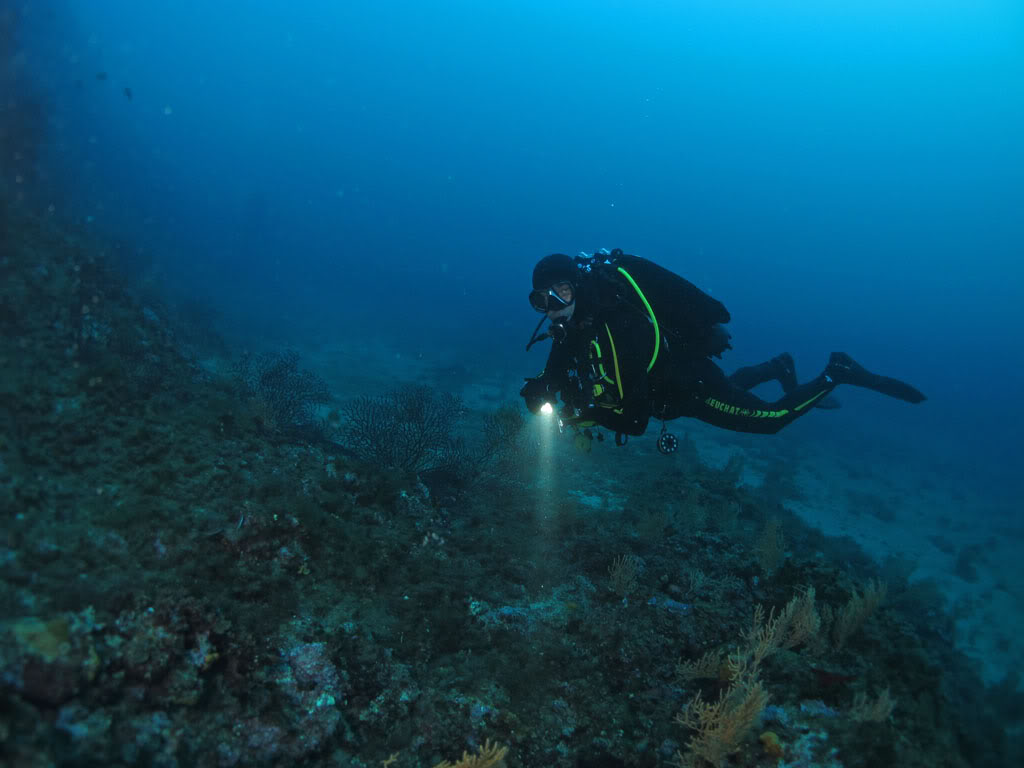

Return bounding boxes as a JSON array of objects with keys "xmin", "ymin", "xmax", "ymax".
[
  {"xmin": 589, "ymin": 340, "xmax": 614, "ymax": 384},
  {"xmin": 616, "ymin": 267, "xmax": 659, "ymax": 373},
  {"xmin": 793, "ymin": 389, "xmax": 831, "ymax": 411},
  {"xmin": 603, "ymin": 323, "xmax": 625, "ymax": 401},
  {"xmin": 704, "ymin": 386, "xmax": 832, "ymax": 420},
  {"xmin": 703, "ymin": 398, "xmax": 790, "ymax": 419}
]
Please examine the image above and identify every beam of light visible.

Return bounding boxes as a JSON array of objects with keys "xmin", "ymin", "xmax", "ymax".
[{"xmin": 530, "ymin": 402, "xmax": 560, "ymax": 552}]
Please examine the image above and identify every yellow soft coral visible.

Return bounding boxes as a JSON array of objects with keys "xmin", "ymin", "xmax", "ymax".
[{"xmin": 432, "ymin": 739, "xmax": 509, "ymax": 768}]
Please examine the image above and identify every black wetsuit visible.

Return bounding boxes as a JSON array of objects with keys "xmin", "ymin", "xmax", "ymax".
[
  {"xmin": 536, "ymin": 311, "xmax": 834, "ymax": 436},
  {"xmin": 525, "ymin": 253, "xmax": 924, "ymax": 438}
]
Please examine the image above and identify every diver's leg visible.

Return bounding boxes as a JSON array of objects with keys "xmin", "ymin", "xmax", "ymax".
[
  {"xmin": 681, "ymin": 353, "xmax": 924, "ymax": 436},
  {"xmin": 730, "ymin": 352, "xmax": 841, "ymax": 409},
  {"xmin": 728, "ymin": 353, "xmax": 797, "ymax": 391},
  {"xmin": 684, "ymin": 359, "xmax": 836, "ymax": 434}
]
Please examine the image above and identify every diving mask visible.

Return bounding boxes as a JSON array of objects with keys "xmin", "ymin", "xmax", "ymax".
[{"xmin": 528, "ymin": 281, "xmax": 575, "ymax": 313}]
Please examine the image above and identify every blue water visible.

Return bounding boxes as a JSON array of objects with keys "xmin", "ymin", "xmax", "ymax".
[{"xmin": 19, "ymin": 1, "xmax": 1022, "ymax": 496}]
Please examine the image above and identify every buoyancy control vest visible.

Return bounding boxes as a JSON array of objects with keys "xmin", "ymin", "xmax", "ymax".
[{"xmin": 577, "ymin": 249, "xmax": 732, "ymax": 364}]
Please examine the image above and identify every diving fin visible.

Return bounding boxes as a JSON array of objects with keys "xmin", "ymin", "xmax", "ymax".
[{"xmin": 825, "ymin": 352, "xmax": 926, "ymax": 404}]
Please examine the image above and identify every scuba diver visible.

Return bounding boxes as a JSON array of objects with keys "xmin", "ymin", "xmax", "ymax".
[{"xmin": 520, "ymin": 249, "xmax": 926, "ymax": 448}]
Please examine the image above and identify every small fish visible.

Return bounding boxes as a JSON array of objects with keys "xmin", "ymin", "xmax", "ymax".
[
  {"xmin": 123, "ymin": 87, "xmax": 133, "ymax": 101},
  {"xmin": 95, "ymin": 71, "xmax": 107, "ymax": 81}
]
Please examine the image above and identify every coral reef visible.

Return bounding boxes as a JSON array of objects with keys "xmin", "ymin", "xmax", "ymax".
[{"xmin": 1, "ymin": 202, "xmax": 1021, "ymax": 767}]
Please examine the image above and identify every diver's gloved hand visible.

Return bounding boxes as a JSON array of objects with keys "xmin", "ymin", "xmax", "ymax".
[{"xmin": 520, "ymin": 377, "xmax": 556, "ymax": 414}]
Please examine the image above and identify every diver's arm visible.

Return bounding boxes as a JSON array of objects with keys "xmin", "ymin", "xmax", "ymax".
[{"xmin": 520, "ymin": 330, "xmax": 574, "ymax": 412}]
